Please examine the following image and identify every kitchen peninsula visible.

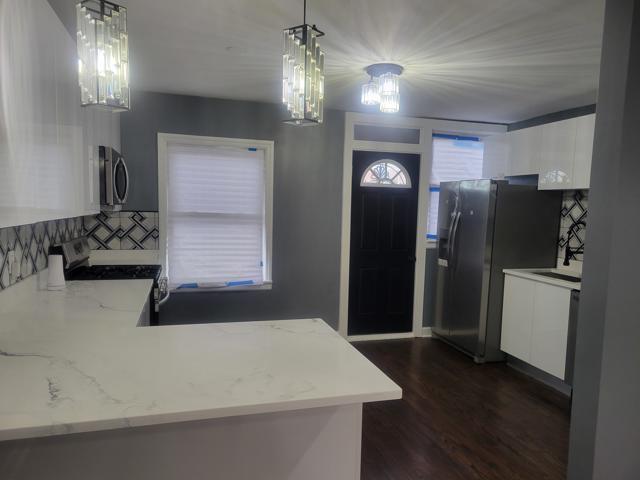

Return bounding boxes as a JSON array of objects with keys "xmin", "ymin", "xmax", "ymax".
[{"xmin": 0, "ymin": 275, "xmax": 401, "ymax": 480}]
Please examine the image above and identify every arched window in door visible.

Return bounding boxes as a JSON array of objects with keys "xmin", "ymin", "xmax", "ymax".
[{"xmin": 360, "ymin": 159, "xmax": 412, "ymax": 188}]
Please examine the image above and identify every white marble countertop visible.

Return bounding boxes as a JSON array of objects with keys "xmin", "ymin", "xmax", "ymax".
[
  {"xmin": 0, "ymin": 276, "xmax": 401, "ymax": 442},
  {"xmin": 503, "ymin": 268, "xmax": 582, "ymax": 290}
]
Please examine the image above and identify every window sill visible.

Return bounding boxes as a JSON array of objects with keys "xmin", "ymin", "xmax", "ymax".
[{"xmin": 170, "ymin": 283, "xmax": 273, "ymax": 294}]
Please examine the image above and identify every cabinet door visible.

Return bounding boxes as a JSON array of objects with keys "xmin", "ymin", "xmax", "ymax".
[
  {"xmin": 573, "ymin": 114, "xmax": 595, "ymax": 189},
  {"xmin": 501, "ymin": 275, "xmax": 535, "ymax": 361},
  {"xmin": 507, "ymin": 126, "xmax": 542, "ymax": 176},
  {"xmin": 55, "ymin": 20, "xmax": 85, "ymax": 217},
  {"xmin": 530, "ymin": 283, "xmax": 571, "ymax": 379},
  {"xmin": 538, "ymin": 119, "xmax": 577, "ymax": 190},
  {"xmin": 482, "ymin": 134, "xmax": 509, "ymax": 179}
]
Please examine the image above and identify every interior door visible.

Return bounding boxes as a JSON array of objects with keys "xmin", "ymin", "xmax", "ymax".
[{"xmin": 348, "ymin": 151, "xmax": 420, "ymax": 336}]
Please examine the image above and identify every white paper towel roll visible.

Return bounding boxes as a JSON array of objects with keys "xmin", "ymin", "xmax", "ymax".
[{"xmin": 47, "ymin": 255, "xmax": 66, "ymax": 291}]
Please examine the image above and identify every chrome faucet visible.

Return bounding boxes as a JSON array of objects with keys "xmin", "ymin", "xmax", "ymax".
[{"xmin": 563, "ymin": 220, "xmax": 586, "ymax": 266}]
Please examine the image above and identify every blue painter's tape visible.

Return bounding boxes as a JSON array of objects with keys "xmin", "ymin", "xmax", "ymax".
[
  {"xmin": 429, "ymin": 186, "xmax": 440, "ymax": 193},
  {"xmin": 227, "ymin": 280, "xmax": 255, "ymax": 287},
  {"xmin": 432, "ymin": 133, "xmax": 480, "ymax": 142},
  {"xmin": 248, "ymin": 147, "xmax": 258, "ymax": 151},
  {"xmin": 427, "ymin": 234, "xmax": 438, "ymax": 240},
  {"xmin": 177, "ymin": 283, "xmax": 198, "ymax": 289}
]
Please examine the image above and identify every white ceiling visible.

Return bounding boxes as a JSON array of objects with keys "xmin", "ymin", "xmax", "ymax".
[{"xmin": 124, "ymin": 0, "xmax": 603, "ymax": 123}]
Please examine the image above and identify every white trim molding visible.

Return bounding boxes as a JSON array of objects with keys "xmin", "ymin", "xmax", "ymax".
[
  {"xmin": 157, "ymin": 133, "xmax": 274, "ymax": 290},
  {"xmin": 422, "ymin": 327, "xmax": 433, "ymax": 338},
  {"xmin": 339, "ymin": 112, "xmax": 506, "ymax": 339}
]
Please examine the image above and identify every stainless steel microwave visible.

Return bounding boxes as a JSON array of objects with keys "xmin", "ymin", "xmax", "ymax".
[{"xmin": 99, "ymin": 146, "xmax": 129, "ymax": 211}]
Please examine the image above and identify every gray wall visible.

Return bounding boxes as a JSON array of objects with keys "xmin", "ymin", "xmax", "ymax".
[
  {"xmin": 120, "ymin": 91, "xmax": 344, "ymax": 328},
  {"xmin": 568, "ymin": 0, "xmax": 640, "ymax": 478}
]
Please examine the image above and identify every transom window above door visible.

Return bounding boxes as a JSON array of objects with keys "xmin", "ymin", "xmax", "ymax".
[{"xmin": 360, "ymin": 159, "xmax": 412, "ymax": 188}]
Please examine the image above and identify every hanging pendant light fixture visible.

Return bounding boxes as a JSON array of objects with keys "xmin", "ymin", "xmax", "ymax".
[
  {"xmin": 361, "ymin": 76, "xmax": 380, "ymax": 106},
  {"xmin": 282, "ymin": 0, "xmax": 325, "ymax": 125},
  {"xmin": 360, "ymin": 63, "xmax": 403, "ymax": 114},
  {"xmin": 76, "ymin": 0, "xmax": 130, "ymax": 111}
]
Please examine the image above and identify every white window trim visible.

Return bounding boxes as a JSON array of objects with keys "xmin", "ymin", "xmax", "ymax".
[{"xmin": 158, "ymin": 133, "xmax": 274, "ymax": 292}]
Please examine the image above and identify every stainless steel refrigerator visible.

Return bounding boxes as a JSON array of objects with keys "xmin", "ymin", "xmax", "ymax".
[{"xmin": 433, "ymin": 179, "xmax": 561, "ymax": 362}]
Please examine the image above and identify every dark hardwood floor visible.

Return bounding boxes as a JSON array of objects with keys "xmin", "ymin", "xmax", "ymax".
[{"xmin": 354, "ymin": 338, "xmax": 571, "ymax": 480}]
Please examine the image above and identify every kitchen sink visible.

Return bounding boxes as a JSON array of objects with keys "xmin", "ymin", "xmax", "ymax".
[{"xmin": 534, "ymin": 271, "xmax": 581, "ymax": 283}]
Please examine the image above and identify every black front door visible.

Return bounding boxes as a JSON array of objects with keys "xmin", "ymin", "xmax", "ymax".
[{"xmin": 348, "ymin": 151, "xmax": 420, "ymax": 335}]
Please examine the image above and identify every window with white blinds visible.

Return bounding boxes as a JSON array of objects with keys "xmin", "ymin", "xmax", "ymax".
[
  {"xmin": 164, "ymin": 138, "xmax": 272, "ymax": 289},
  {"xmin": 427, "ymin": 134, "xmax": 484, "ymax": 239}
]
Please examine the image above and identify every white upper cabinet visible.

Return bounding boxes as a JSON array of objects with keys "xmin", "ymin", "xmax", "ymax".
[
  {"xmin": 482, "ymin": 133, "xmax": 509, "ymax": 179},
  {"xmin": 0, "ymin": 0, "xmax": 119, "ymax": 228},
  {"xmin": 538, "ymin": 118, "xmax": 578, "ymax": 190},
  {"xmin": 507, "ymin": 126, "xmax": 542, "ymax": 176},
  {"xmin": 572, "ymin": 114, "xmax": 596, "ymax": 190},
  {"xmin": 481, "ymin": 114, "xmax": 595, "ymax": 190}
]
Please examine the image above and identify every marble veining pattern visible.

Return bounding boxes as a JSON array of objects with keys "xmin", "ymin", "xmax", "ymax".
[{"xmin": 0, "ymin": 277, "xmax": 401, "ymax": 441}]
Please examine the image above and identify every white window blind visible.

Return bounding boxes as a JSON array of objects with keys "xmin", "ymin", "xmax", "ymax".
[
  {"xmin": 166, "ymin": 143, "xmax": 266, "ymax": 288},
  {"xmin": 427, "ymin": 135, "xmax": 484, "ymax": 239}
]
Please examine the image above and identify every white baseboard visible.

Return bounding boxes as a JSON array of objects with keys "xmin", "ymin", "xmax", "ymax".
[
  {"xmin": 347, "ymin": 332, "xmax": 414, "ymax": 342},
  {"xmin": 422, "ymin": 327, "xmax": 433, "ymax": 338}
]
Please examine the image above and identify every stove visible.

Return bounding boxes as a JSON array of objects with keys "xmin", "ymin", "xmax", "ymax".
[
  {"xmin": 66, "ymin": 264, "xmax": 162, "ymax": 282},
  {"xmin": 51, "ymin": 237, "xmax": 164, "ymax": 326}
]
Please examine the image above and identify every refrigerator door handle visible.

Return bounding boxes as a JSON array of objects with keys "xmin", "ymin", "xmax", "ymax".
[
  {"xmin": 449, "ymin": 211, "xmax": 462, "ymax": 271},
  {"xmin": 446, "ymin": 210, "xmax": 458, "ymax": 263}
]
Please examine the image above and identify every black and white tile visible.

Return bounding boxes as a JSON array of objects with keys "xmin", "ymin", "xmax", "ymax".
[
  {"xmin": 83, "ymin": 211, "xmax": 159, "ymax": 250},
  {"xmin": 0, "ymin": 217, "xmax": 83, "ymax": 291},
  {"xmin": 558, "ymin": 190, "xmax": 588, "ymax": 264}
]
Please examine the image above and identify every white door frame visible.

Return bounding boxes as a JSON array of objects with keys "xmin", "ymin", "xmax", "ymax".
[{"xmin": 339, "ymin": 112, "xmax": 506, "ymax": 341}]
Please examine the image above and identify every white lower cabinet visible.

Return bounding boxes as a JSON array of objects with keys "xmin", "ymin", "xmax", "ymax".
[
  {"xmin": 501, "ymin": 274, "xmax": 572, "ymax": 380},
  {"xmin": 501, "ymin": 276, "xmax": 535, "ymax": 361}
]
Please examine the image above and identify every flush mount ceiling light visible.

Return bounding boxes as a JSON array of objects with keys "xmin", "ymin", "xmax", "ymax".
[
  {"xmin": 282, "ymin": 0, "xmax": 325, "ymax": 126},
  {"xmin": 361, "ymin": 63, "xmax": 403, "ymax": 114},
  {"xmin": 76, "ymin": 0, "xmax": 130, "ymax": 111}
]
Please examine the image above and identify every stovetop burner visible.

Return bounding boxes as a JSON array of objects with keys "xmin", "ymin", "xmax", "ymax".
[{"xmin": 66, "ymin": 264, "xmax": 162, "ymax": 281}]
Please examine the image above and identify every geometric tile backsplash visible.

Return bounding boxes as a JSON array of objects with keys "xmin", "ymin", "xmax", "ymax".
[
  {"xmin": 83, "ymin": 211, "xmax": 159, "ymax": 250},
  {"xmin": 0, "ymin": 211, "xmax": 159, "ymax": 291},
  {"xmin": 0, "ymin": 217, "xmax": 83, "ymax": 290},
  {"xmin": 558, "ymin": 190, "xmax": 588, "ymax": 265}
]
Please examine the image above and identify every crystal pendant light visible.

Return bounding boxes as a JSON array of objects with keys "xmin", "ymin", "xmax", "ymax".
[
  {"xmin": 378, "ymin": 72, "xmax": 400, "ymax": 113},
  {"xmin": 76, "ymin": 0, "xmax": 130, "ymax": 111},
  {"xmin": 361, "ymin": 77, "xmax": 380, "ymax": 106},
  {"xmin": 360, "ymin": 63, "xmax": 403, "ymax": 114},
  {"xmin": 282, "ymin": 0, "xmax": 325, "ymax": 125}
]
